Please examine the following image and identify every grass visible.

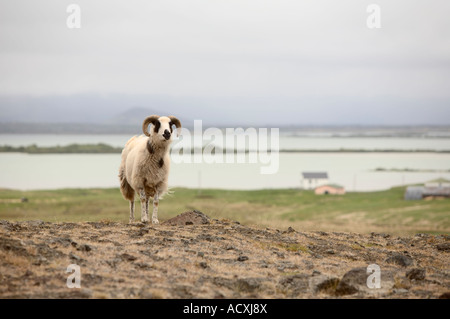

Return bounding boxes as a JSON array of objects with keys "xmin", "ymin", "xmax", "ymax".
[
  {"xmin": 0, "ymin": 187, "xmax": 449, "ymax": 235},
  {"xmin": 0, "ymin": 143, "xmax": 122, "ymax": 154}
]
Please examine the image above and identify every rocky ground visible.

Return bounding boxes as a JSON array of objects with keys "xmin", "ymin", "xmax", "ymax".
[{"xmin": 0, "ymin": 211, "xmax": 449, "ymax": 299}]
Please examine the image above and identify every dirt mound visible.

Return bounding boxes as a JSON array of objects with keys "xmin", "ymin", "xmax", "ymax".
[
  {"xmin": 162, "ymin": 210, "xmax": 211, "ymax": 226},
  {"xmin": 0, "ymin": 215, "xmax": 449, "ymax": 299}
]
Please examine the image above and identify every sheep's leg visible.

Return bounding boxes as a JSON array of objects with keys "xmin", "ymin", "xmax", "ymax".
[
  {"xmin": 139, "ymin": 189, "xmax": 149, "ymax": 223},
  {"xmin": 129, "ymin": 200, "xmax": 135, "ymax": 223},
  {"xmin": 152, "ymin": 192, "xmax": 160, "ymax": 224}
]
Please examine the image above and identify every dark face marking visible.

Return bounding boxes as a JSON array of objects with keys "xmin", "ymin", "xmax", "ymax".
[
  {"xmin": 158, "ymin": 158, "xmax": 164, "ymax": 168},
  {"xmin": 147, "ymin": 141, "xmax": 154, "ymax": 154},
  {"xmin": 153, "ymin": 120, "xmax": 161, "ymax": 134},
  {"xmin": 163, "ymin": 129, "xmax": 171, "ymax": 140},
  {"xmin": 168, "ymin": 122, "xmax": 173, "ymax": 133}
]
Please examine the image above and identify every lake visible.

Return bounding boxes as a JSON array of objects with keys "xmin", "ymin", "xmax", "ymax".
[
  {"xmin": 0, "ymin": 133, "xmax": 449, "ymax": 191},
  {"xmin": 2, "ymin": 133, "xmax": 450, "ymax": 151}
]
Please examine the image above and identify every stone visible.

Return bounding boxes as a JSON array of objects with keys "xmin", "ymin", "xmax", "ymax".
[
  {"xmin": 385, "ymin": 254, "xmax": 413, "ymax": 267},
  {"xmin": 436, "ymin": 243, "xmax": 450, "ymax": 252},
  {"xmin": 120, "ymin": 253, "xmax": 137, "ymax": 261},
  {"xmin": 162, "ymin": 210, "xmax": 210, "ymax": 226},
  {"xmin": 77, "ymin": 244, "xmax": 92, "ymax": 252},
  {"xmin": 237, "ymin": 255, "xmax": 249, "ymax": 262},
  {"xmin": 406, "ymin": 268, "xmax": 426, "ymax": 281},
  {"xmin": 335, "ymin": 273, "xmax": 360, "ymax": 296},
  {"xmin": 236, "ymin": 278, "xmax": 263, "ymax": 293},
  {"xmin": 69, "ymin": 253, "xmax": 82, "ymax": 262},
  {"xmin": 278, "ymin": 274, "xmax": 310, "ymax": 296},
  {"xmin": 309, "ymin": 275, "xmax": 340, "ymax": 294},
  {"xmin": 134, "ymin": 262, "xmax": 153, "ymax": 270},
  {"xmin": 0, "ymin": 237, "xmax": 28, "ymax": 256},
  {"xmin": 438, "ymin": 292, "xmax": 450, "ymax": 299},
  {"xmin": 336, "ymin": 267, "xmax": 395, "ymax": 296}
]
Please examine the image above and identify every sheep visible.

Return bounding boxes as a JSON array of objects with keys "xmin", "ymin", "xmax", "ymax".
[{"xmin": 118, "ymin": 115, "xmax": 181, "ymax": 224}]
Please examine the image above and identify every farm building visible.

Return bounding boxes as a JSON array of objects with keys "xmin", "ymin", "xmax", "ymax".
[
  {"xmin": 404, "ymin": 186, "xmax": 425, "ymax": 200},
  {"xmin": 423, "ymin": 186, "xmax": 450, "ymax": 198},
  {"xmin": 315, "ymin": 184, "xmax": 346, "ymax": 195},
  {"xmin": 404, "ymin": 179, "xmax": 450, "ymax": 200},
  {"xmin": 301, "ymin": 172, "xmax": 329, "ymax": 190}
]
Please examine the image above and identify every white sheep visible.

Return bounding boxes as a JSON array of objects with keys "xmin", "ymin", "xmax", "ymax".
[{"xmin": 119, "ymin": 115, "xmax": 181, "ymax": 224}]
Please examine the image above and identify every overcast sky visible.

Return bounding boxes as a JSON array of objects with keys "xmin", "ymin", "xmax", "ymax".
[{"xmin": 1, "ymin": 0, "xmax": 450, "ymax": 125}]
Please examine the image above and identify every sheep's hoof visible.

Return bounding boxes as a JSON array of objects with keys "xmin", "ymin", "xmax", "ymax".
[
  {"xmin": 152, "ymin": 218, "xmax": 160, "ymax": 225},
  {"xmin": 129, "ymin": 219, "xmax": 135, "ymax": 224}
]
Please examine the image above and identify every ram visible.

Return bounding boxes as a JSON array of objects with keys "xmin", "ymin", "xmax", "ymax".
[{"xmin": 119, "ymin": 115, "xmax": 181, "ymax": 224}]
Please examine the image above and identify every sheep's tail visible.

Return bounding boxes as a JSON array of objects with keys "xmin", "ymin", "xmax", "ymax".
[{"xmin": 119, "ymin": 169, "xmax": 135, "ymax": 201}]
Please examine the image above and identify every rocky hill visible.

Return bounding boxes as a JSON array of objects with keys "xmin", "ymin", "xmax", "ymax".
[{"xmin": 0, "ymin": 211, "xmax": 449, "ymax": 299}]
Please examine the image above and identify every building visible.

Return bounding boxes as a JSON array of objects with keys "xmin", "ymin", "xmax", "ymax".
[
  {"xmin": 404, "ymin": 179, "xmax": 450, "ymax": 200},
  {"xmin": 423, "ymin": 186, "xmax": 450, "ymax": 198},
  {"xmin": 301, "ymin": 172, "xmax": 329, "ymax": 190},
  {"xmin": 315, "ymin": 184, "xmax": 346, "ymax": 195},
  {"xmin": 404, "ymin": 186, "xmax": 425, "ymax": 200}
]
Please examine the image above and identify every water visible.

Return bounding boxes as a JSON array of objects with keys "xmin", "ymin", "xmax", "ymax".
[
  {"xmin": 279, "ymin": 136, "xmax": 450, "ymax": 151},
  {"xmin": 1, "ymin": 152, "xmax": 449, "ymax": 191},
  {"xmin": 0, "ymin": 133, "xmax": 449, "ymax": 191}
]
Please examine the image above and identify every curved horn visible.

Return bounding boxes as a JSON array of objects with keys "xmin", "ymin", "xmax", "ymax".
[
  {"xmin": 142, "ymin": 115, "xmax": 160, "ymax": 137},
  {"xmin": 168, "ymin": 116, "xmax": 182, "ymax": 136}
]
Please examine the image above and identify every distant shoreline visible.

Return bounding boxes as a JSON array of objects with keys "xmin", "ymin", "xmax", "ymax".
[
  {"xmin": 0, "ymin": 143, "xmax": 449, "ymax": 154},
  {"xmin": 0, "ymin": 143, "xmax": 122, "ymax": 154},
  {"xmin": 1, "ymin": 122, "xmax": 450, "ymax": 137}
]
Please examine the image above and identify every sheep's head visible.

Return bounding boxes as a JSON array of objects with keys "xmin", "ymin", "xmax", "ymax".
[{"xmin": 142, "ymin": 115, "xmax": 182, "ymax": 141}]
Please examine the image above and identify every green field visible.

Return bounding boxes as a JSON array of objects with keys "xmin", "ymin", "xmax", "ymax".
[{"xmin": 0, "ymin": 187, "xmax": 449, "ymax": 235}]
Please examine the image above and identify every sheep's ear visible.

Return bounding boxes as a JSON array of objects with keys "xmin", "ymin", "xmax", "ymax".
[
  {"xmin": 168, "ymin": 116, "xmax": 182, "ymax": 137},
  {"xmin": 142, "ymin": 115, "xmax": 160, "ymax": 136}
]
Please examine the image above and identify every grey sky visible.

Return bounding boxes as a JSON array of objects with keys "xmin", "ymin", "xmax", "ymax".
[{"xmin": 0, "ymin": 0, "xmax": 449, "ymax": 125}]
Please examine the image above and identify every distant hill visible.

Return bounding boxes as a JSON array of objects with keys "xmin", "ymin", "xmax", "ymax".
[
  {"xmin": 0, "ymin": 94, "xmax": 198, "ymax": 130},
  {"xmin": 0, "ymin": 94, "xmax": 198, "ymax": 126},
  {"xmin": 0, "ymin": 122, "xmax": 140, "ymax": 134},
  {"xmin": 1, "ymin": 94, "xmax": 450, "ymax": 133},
  {"xmin": 106, "ymin": 107, "xmax": 163, "ymax": 125}
]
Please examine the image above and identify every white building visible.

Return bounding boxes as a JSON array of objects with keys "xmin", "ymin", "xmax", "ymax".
[{"xmin": 301, "ymin": 172, "xmax": 329, "ymax": 190}]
